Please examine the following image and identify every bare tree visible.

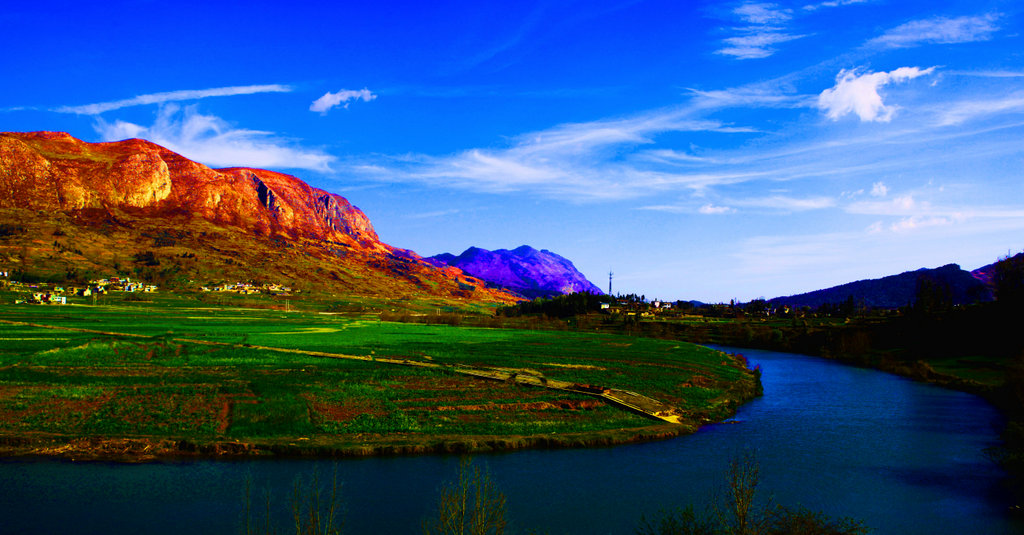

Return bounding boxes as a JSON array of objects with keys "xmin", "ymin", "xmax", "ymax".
[
  {"xmin": 716, "ymin": 451, "xmax": 774, "ymax": 535},
  {"xmin": 424, "ymin": 457, "xmax": 507, "ymax": 535},
  {"xmin": 291, "ymin": 466, "xmax": 344, "ymax": 535},
  {"xmin": 241, "ymin": 466, "xmax": 344, "ymax": 535}
]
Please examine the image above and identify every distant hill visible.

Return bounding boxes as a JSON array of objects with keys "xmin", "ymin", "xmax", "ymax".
[
  {"xmin": 970, "ymin": 252, "xmax": 1024, "ymax": 288},
  {"xmin": 0, "ymin": 131, "xmax": 518, "ymax": 303},
  {"xmin": 767, "ymin": 263, "xmax": 992, "ymax": 309},
  {"xmin": 427, "ymin": 245, "xmax": 603, "ymax": 299}
]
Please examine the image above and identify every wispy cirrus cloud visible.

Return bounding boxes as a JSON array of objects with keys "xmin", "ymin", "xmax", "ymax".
[
  {"xmin": 733, "ymin": 2, "xmax": 792, "ymax": 24},
  {"xmin": 309, "ymin": 88, "xmax": 377, "ymax": 114},
  {"xmin": 818, "ymin": 66, "xmax": 935, "ymax": 122},
  {"xmin": 947, "ymin": 70, "xmax": 1024, "ymax": 78},
  {"xmin": 716, "ymin": 2, "xmax": 804, "ymax": 60},
  {"xmin": 936, "ymin": 91, "xmax": 1024, "ymax": 126},
  {"xmin": 866, "ymin": 14, "xmax": 1000, "ymax": 49},
  {"xmin": 846, "ymin": 193, "xmax": 925, "ymax": 216},
  {"xmin": 640, "ymin": 194, "xmax": 833, "ymax": 216},
  {"xmin": 406, "ymin": 209, "xmax": 462, "ymax": 220},
  {"xmin": 352, "ymin": 105, "xmax": 770, "ymax": 201},
  {"xmin": 637, "ymin": 203, "xmax": 737, "ymax": 215},
  {"xmin": 95, "ymin": 105, "xmax": 335, "ymax": 172},
  {"xmin": 732, "ymin": 203, "xmax": 1024, "ymax": 292},
  {"xmin": 718, "ymin": 31, "xmax": 805, "ymax": 60},
  {"xmin": 54, "ymin": 84, "xmax": 292, "ymax": 115},
  {"xmin": 689, "ymin": 86, "xmax": 813, "ymax": 109},
  {"xmin": 732, "ymin": 195, "xmax": 836, "ymax": 211},
  {"xmin": 349, "ymin": 65, "xmax": 1023, "ymax": 214},
  {"xmin": 802, "ymin": 0, "xmax": 870, "ymax": 11}
]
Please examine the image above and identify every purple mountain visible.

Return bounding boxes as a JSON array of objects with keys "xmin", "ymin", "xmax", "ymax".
[{"xmin": 427, "ymin": 245, "xmax": 603, "ymax": 299}]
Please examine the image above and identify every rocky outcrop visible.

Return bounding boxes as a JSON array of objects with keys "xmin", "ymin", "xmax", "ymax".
[
  {"xmin": 428, "ymin": 245, "xmax": 603, "ymax": 299},
  {"xmin": 0, "ymin": 131, "xmax": 381, "ymax": 250}
]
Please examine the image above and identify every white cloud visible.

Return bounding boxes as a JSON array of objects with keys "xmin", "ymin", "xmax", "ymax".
[
  {"xmin": 732, "ymin": 195, "xmax": 835, "ymax": 211},
  {"xmin": 309, "ymin": 88, "xmax": 377, "ymax": 114},
  {"xmin": 638, "ymin": 204, "xmax": 689, "ymax": 213},
  {"xmin": 642, "ymin": 149, "xmax": 715, "ymax": 164},
  {"xmin": 734, "ymin": 3, "xmax": 792, "ymax": 24},
  {"xmin": 893, "ymin": 195, "xmax": 915, "ymax": 210},
  {"xmin": 699, "ymin": 203, "xmax": 735, "ymax": 214},
  {"xmin": 94, "ymin": 105, "xmax": 335, "ymax": 172},
  {"xmin": 716, "ymin": 2, "xmax": 803, "ymax": 59},
  {"xmin": 55, "ymin": 84, "xmax": 291, "ymax": 115},
  {"xmin": 867, "ymin": 14, "xmax": 1000, "ymax": 49},
  {"xmin": 870, "ymin": 181, "xmax": 888, "ymax": 197},
  {"xmin": 717, "ymin": 31, "xmax": 805, "ymax": 59},
  {"xmin": 802, "ymin": 0, "xmax": 870, "ymax": 11},
  {"xmin": 848, "ymin": 194, "xmax": 920, "ymax": 215},
  {"xmin": 818, "ymin": 66, "xmax": 935, "ymax": 122},
  {"xmin": 888, "ymin": 215, "xmax": 954, "ymax": 232}
]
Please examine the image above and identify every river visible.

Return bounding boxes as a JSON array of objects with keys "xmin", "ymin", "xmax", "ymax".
[{"xmin": 1, "ymin": 347, "xmax": 1020, "ymax": 534}]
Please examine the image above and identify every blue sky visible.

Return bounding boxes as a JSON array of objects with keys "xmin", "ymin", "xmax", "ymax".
[{"xmin": 3, "ymin": 0, "xmax": 1023, "ymax": 302}]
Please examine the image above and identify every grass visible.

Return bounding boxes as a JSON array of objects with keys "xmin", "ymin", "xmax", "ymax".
[{"xmin": 0, "ymin": 296, "xmax": 760, "ymax": 457}]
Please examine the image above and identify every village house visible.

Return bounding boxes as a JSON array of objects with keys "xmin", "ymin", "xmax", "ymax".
[{"xmin": 29, "ymin": 292, "xmax": 66, "ymax": 305}]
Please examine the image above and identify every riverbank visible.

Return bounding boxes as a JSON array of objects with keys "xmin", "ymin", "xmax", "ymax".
[{"xmin": 0, "ymin": 423, "xmax": 700, "ymax": 462}]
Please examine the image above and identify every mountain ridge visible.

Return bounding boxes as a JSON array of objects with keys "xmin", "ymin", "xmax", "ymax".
[
  {"xmin": 427, "ymin": 245, "xmax": 603, "ymax": 299},
  {"xmin": 766, "ymin": 263, "xmax": 992, "ymax": 309}
]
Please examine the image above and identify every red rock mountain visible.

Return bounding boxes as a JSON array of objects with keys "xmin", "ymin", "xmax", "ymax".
[
  {"xmin": 0, "ymin": 131, "xmax": 381, "ymax": 248},
  {"xmin": 0, "ymin": 131, "xmax": 515, "ymax": 302}
]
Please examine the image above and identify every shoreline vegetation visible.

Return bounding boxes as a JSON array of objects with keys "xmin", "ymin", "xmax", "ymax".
[{"xmin": 0, "ymin": 292, "xmax": 762, "ymax": 462}]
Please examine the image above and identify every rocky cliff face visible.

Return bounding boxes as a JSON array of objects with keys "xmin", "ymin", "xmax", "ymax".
[
  {"xmin": 427, "ymin": 245, "xmax": 603, "ymax": 299},
  {"xmin": 0, "ymin": 131, "xmax": 515, "ymax": 302},
  {"xmin": 0, "ymin": 131, "xmax": 382, "ymax": 250}
]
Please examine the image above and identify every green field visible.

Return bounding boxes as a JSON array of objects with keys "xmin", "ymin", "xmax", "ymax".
[{"xmin": 0, "ymin": 294, "xmax": 760, "ymax": 458}]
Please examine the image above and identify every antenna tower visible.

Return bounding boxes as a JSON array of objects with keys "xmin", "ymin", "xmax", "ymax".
[{"xmin": 608, "ymin": 270, "xmax": 614, "ymax": 296}]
